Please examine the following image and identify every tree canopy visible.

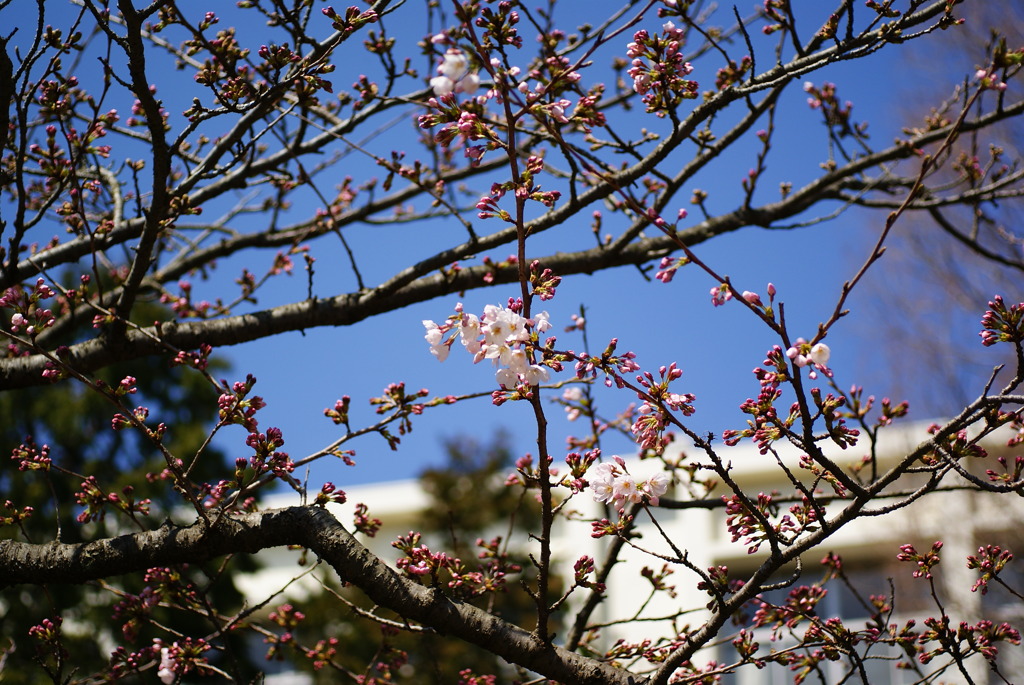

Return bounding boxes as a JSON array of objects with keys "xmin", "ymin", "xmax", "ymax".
[{"xmin": 2, "ymin": 0, "xmax": 1024, "ymax": 683}]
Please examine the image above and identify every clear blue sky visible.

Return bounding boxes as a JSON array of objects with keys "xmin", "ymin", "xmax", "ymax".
[
  {"xmin": 203, "ymin": 11, "xmax": 924, "ymax": 488},
  {"xmin": 6, "ymin": 2, "xmax": 1008, "ymax": 489}
]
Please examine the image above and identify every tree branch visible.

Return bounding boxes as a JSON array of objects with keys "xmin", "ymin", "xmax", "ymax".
[{"xmin": 0, "ymin": 506, "xmax": 644, "ymax": 685}]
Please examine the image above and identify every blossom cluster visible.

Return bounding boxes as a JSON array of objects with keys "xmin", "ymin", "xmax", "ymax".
[
  {"xmin": 918, "ymin": 618, "xmax": 1021, "ymax": 665},
  {"xmin": 430, "ymin": 49, "xmax": 480, "ymax": 97},
  {"xmin": 654, "ymin": 252, "xmax": 689, "ymax": 283},
  {"xmin": 589, "ymin": 457, "xmax": 669, "ymax": 510},
  {"xmin": 724, "ymin": 492, "xmax": 798, "ymax": 554},
  {"xmin": 160, "ymin": 279, "xmax": 225, "ymax": 319},
  {"xmin": 625, "ymin": 21, "xmax": 698, "ymax": 116},
  {"xmin": 263, "ymin": 602, "xmax": 305, "ymax": 661},
  {"xmin": 153, "ymin": 637, "xmax": 211, "ymax": 684},
  {"xmin": 2, "ymin": 277, "xmax": 57, "ymax": 338},
  {"xmin": 424, "ymin": 302, "xmax": 552, "ymax": 389},
  {"xmin": 631, "ymin": 363, "xmax": 694, "ymax": 453},
  {"xmin": 393, "ymin": 530, "xmax": 522, "ymax": 599},
  {"xmin": 786, "ymin": 338, "xmax": 831, "ymax": 379},
  {"xmin": 979, "ymin": 295, "xmax": 1024, "ymax": 347},
  {"xmin": 709, "ymin": 283, "xmax": 732, "ymax": 307},
  {"xmin": 967, "ymin": 544, "xmax": 1014, "ymax": 595},
  {"xmin": 976, "ymin": 68, "xmax": 1009, "ymax": 92},
  {"xmin": 803, "ymin": 80, "xmax": 862, "ymax": 137},
  {"xmin": 12, "ymin": 438, "xmax": 51, "ymax": 471},
  {"xmin": 75, "ymin": 476, "xmax": 151, "ymax": 524},
  {"xmin": 218, "ymin": 374, "xmax": 266, "ymax": 432},
  {"xmin": 572, "ymin": 337, "xmax": 641, "ymax": 388},
  {"xmin": 897, "ymin": 541, "xmax": 943, "ymax": 580},
  {"xmin": 561, "ymin": 386, "xmax": 585, "ymax": 421}
]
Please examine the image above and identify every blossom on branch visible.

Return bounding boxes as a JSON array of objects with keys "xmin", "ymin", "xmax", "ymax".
[
  {"xmin": 710, "ymin": 284, "xmax": 733, "ymax": 306},
  {"xmin": 157, "ymin": 646, "xmax": 174, "ymax": 684},
  {"xmin": 625, "ymin": 21, "xmax": 698, "ymax": 116},
  {"xmin": 431, "ymin": 49, "xmax": 480, "ymax": 97},
  {"xmin": 589, "ymin": 459, "xmax": 669, "ymax": 510},
  {"xmin": 424, "ymin": 302, "xmax": 555, "ymax": 391},
  {"xmin": 786, "ymin": 338, "xmax": 832, "ymax": 379}
]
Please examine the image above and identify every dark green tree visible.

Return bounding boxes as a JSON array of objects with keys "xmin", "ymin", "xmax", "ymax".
[{"xmin": 0, "ymin": 296, "xmax": 259, "ymax": 682}]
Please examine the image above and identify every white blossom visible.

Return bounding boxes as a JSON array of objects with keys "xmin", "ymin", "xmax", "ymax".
[
  {"xmin": 157, "ymin": 647, "xmax": 175, "ymax": 684},
  {"xmin": 431, "ymin": 49, "xmax": 479, "ymax": 97},
  {"xmin": 809, "ymin": 342, "xmax": 831, "ymax": 366},
  {"xmin": 429, "ymin": 75, "xmax": 455, "ymax": 97}
]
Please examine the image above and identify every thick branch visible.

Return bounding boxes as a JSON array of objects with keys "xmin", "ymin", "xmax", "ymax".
[
  {"xmin": 0, "ymin": 506, "xmax": 642, "ymax": 685},
  {"xmin": 113, "ymin": 0, "xmax": 173, "ymax": 321},
  {"xmin": 0, "ymin": 212, "xmax": 733, "ymax": 389}
]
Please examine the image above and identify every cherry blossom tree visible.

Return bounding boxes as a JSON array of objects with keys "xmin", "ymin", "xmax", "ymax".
[{"xmin": 2, "ymin": 0, "xmax": 1024, "ymax": 683}]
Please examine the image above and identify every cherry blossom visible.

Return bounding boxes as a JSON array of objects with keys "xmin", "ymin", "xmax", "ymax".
[
  {"xmin": 157, "ymin": 646, "xmax": 175, "ymax": 684},
  {"xmin": 589, "ymin": 462, "xmax": 618, "ymax": 504},
  {"xmin": 710, "ymin": 284, "xmax": 732, "ymax": 306},
  {"xmin": 561, "ymin": 386, "xmax": 584, "ymax": 421},
  {"xmin": 422, "ymin": 320, "xmax": 449, "ymax": 361},
  {"xmin": 424, "ymin": 303, "xmax": 553, "ymax": 390},
  {"xmin": 786, "ymin": 338, "xmax": 832, "ymax": 379},
  {"xmin": 431, "ymin": 49, "xmax": 480, "ymax": 97},
  {"xmin": 642, "ymin": 472, "xmax": 669, "ymax": 503},
  {"xmin": 809, "ymin": 342, "xmax": 830, "ymax": 366},
  {"xmin": 625, "ymin": 22, "xmax": 698, "ymax": 115},
  {"xmin": 589, "ymin": 459, "xmax": 669, "ymax": 510}
]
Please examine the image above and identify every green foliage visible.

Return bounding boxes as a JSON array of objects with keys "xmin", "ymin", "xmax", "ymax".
[{"xmin": 0, "ymin": 305, "xmax": 258, "ymax": 681}]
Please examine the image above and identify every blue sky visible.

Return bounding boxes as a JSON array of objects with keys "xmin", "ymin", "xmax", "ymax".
[
  {"xmin": 5, "ymin": 1, "xmax": 1010, "ymax": 490},
  {"xmin": 203, "ymin": 10, "xmax": 908, "ymax": 487}
]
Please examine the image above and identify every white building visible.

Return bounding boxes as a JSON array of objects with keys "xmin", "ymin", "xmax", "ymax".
[{"xmin": 247, "ymin": 422, "xmax": 1024, "ymax": 684}]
